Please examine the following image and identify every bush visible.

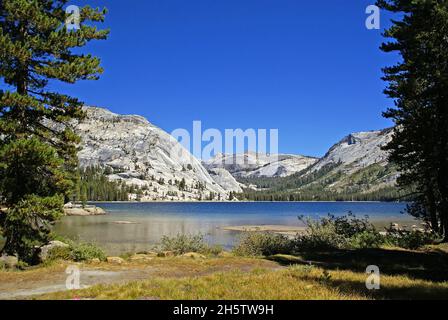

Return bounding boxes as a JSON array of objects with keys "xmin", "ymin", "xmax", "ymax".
[
  {"xmin": 350, "ymin": 231, "xmax": 385, "ymax": 249},
  {"xmin": 204, "ymin": 244, "xmax": 224, "ymax": 256},
  {"xmin": 160, "ymin": 233, "xmax": 208, "ymax": 254},
  {"xmin": 295, "ymin": 219, "xmax": 349, "ymax": 251},
  {"xmin": 46, "ymin": 241, "xmax": 106, "ymax": 262},
  {"xmin": 325, "ymin": 212, "xmax": 376, "ymax": 238},
  {"xmin": 384, "ymin": 229, "xmax": 437, "ymax": 250},
  {"xmin": 233, "ymin": 232, "xmax": 294, "ymax": 256},
  {"xmin": 46, "ymin": 246, "xmax": 73, "ymax": 261},
  {"xmin": 70, "ymin": 242, "xmax": 106, "ymax": 262},
  {"xmin": 295, "ymin": 213, "xmax": 380, "ymax": 251}
]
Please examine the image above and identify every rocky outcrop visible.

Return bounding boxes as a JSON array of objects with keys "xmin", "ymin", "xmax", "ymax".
[
  {"xmin": 207, "ymin": 168, "xmax": 244, "ymax": 193},
  {"xmin": 0, "ymin": 255, "xmax": 18, "ymax": 269},
  {"xmin": 64, "ymin": 202, "xmax": 106, "ymax": 216},
  {"xmin": 75, "ymin": 107, "xmax": 228, "ymax": 201},
  {"xmin": 311, "ymin": 128, "xmax": 394, "ymax": 173},
  {"xmin": 296, "ymin": 128, "xmax": 398, "ymax": 195},
  {"xmin": 106, "ymin": 256, "xmax": 125, "ymax": 264},
  {"xmin": 203, "ymin": 152, "xmax": 318, "ymax": 178},
  {"xmin": 38, "ymin": 241, "xmax": 70, "ymax": 262}
]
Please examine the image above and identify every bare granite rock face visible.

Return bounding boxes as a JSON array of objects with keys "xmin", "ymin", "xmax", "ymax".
[
  {"xmin": 298, "ymin": 128, "xmax": 398, "ymax": 194},
  {"xmin": 75, "ymin": 107, "xmax": 229, "ymax": 201},
  {"xmin": 310, "ymin": 128, "xmax": 394, "ymax": 173},
  {"xmin": 203, "ymin": 152, "xmax": 318, "ymax": 178},
  {"xmin": 206, "ymin": 168, "xmax": 244, "ymax": 193}
]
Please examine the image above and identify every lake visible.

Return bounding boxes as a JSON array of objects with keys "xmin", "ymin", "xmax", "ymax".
[{"xmin": 53, "ymin": 202, "xmax": 413, "ymax": 255}]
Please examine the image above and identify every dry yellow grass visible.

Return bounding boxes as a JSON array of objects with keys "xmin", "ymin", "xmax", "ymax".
[
  {"xmin": 34, "ymin": 262, "xmax": 448, "ymax": 300},
  {"xmin": 3, "ymin": 248, "xmax": 448, "ymax": 300},
  {"xmin": 36, "ymin": 266, "xmax": 366, "ymax": 300}
]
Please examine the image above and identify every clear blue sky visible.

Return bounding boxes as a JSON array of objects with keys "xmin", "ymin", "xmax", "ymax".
[{"xmin": 4, "ymin": 0, "xmax": 400, "ymax": 157}]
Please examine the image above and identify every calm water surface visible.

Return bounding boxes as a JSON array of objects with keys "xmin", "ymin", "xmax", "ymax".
[{"xmin": 54, "ymin": 202, "xmax": 413, "ymax": 255}]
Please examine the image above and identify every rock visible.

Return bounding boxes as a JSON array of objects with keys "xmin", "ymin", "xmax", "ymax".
[
  {"xmin": 206, "ymin": 168, "xmax": 244, "ymax": 193},
  {"xmin": 129, "ymin": 254, "xmax": 154, "ymax": 262},
  {"xmin": 0, "ymin": 255, "xmax": 19, "ymax": 269},
  {"xmin": 39, "ymin": 241, "xmax": 70, "ymax": 262},
  {"xmin": 204, "ymin": 152, "xmax": 318, "ymax": 178},
  {"xmin": 181, "ymin": 252, "xmax": 206, "ymax": 259},
  {"xmin": 64, "ymin": 204, "xmax": 106, "ymax": 216},
  {"xmin": 112, "ymin": 221, "xmax": 138, "ymax": 225},
  {"xmin": 207, "ymin": 128, "xmax": 399, "ymax": 197},
  {"xmin": 310, "ymin": 129, "xmax": 394, "ymax": 173},
  {"xmin": 74, "ymin": 106, "xmax": 229, "ymax": 201},
  {"xmin": 218, "ymin": 251, "xmax": 233, "ymax": 258},
  {"xmin": 144, "ymin": 251, "xmax": 159, "ymax": 257},
  {"xmin": 106, "ymin": 256, "xmax": 125, "ymax": 264},
  {"xmin": 157, "ymin": 251, "xmax": 175, "ymax": 257}
]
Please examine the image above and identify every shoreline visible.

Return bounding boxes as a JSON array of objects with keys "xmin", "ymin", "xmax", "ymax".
[{"xmin": 89, "ymin": 200, "xmax": 409, "ymax": 204}]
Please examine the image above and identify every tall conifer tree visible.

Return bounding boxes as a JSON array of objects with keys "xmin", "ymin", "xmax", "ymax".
[
  {"xmin": 378, "ymin": 0, "xmax": 448, "ymax": 240},
  {"xmin": 0, "ymin": 0, "xmax": 108, "ymax": 261}
]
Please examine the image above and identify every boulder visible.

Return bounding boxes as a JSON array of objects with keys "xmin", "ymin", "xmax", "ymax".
[
  {"xmin": 0, "ymin": 255, "xmax": 19, "ymax": 269},
  {"xmin": 106, "ymin": 256, "xmax": 125, "ymax": 264},
  {"xmin": 218, "ymin": 251, "xmax": 233, "ymax": 258},
  {"xmin": 157, "ymin": 251, "xmax": 175, "ymax": 258},
  {"xmin": 182, "ymin": 252, "xmax": 206, "ymax": 259},
  {"xmin": 39, "ymin": 241, "xmax": 70, "ymax": 262},
  {"xmin": 64, "ymin": 205, "xmax": 106, "ymax": 216},
  {"xmin": 129, "ymin": 254, "xmax": 154, "ymax": 262}
]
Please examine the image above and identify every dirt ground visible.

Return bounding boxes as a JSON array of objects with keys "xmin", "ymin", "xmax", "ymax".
[{"xmin": 0, "ymin": 256, "xmax": 281, "ymax": 299}]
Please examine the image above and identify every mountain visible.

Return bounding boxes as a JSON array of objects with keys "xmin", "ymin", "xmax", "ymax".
[
  {"xmin": 75, "ymin": 107, "xmax": 229, "ymax": 201},
  {"xmin": 72, "ymin": 107, "xmax": 401, "ymax": 201},
  {"xmin": 300, "ymin": 128, "xmax": 399, "ymax": 196},
  {"xmin": 235, "ymin": 128, "xmax": 404, "ymax": 201},
  {"xmin": 311, "ymin": 128, "xmax": 394, "ymax": 173},
  {"xmin": 203, "ymin": 152, "xmax": 318, "ymax": 178}
]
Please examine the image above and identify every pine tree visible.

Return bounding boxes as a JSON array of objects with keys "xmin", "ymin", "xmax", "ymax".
[
  {"xmin": 378, "ymin": 0, "xmax": 448, "ymax": 240},
  {"xmin": 0, "ymin": 0, "xmax": 108, "ymax": 261}
]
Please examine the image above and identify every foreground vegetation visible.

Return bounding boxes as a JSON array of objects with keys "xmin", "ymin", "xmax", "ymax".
[
  {"xmin": 1, "ymin": 245, "xmax": 446, "ymax": 300},
  {"xmin": 1, "ymin": 221, "xmax": 448, "ymax": 300}
]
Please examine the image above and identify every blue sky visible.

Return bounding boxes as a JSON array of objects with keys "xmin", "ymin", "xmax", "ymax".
[{"xmin": 3, "ymin": 1, "xmax": 400, "ymax": 157}]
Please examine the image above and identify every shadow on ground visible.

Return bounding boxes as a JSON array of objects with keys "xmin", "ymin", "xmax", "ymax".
[
  {"xmin": 268, "ymin": 248, "xmax": 448, "ymax": 299},
  {"xmin": 268, "ymin": 247, "xmax": 448, "ymax": 282}
]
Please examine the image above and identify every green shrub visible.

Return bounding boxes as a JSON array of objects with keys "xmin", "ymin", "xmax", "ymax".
[
  {"xmin": 350, "ymin": 231, "xmax": 385, "ymax": 249},
  {"xmin": 295, "ymin": 213, "xmax": 380, "ymax": 251},
  {"xmin": 70, "ymin": 242, "xmax": 106, "ymax": 262},
  {"xmin": 295, "ymin": 220, "xmax": 349, "ymax": 251},
  {"xmin": 46, "ymin": 246, "xmax": 73, "ymax": 261},
  {"xmin": 45, "ymin": 241, "xmax": 106, "ymax": 262},
  {"xmin": 384, "ymin": 229, "xmax": 437, "ymax": 250},
  {"xmin": 233, "ymin": 232, "xmax": 294, "ymax": 256},
  {"xmin": 160, "ymin": 233, "xmax": 208, "ymax": 254},
  {"xmin": 204, "ymin": 244, "xmax": 224, "ymax": 256},
  {"xmin": 325, "ymin": 212, "xmax": 376, "ymax": 238}
]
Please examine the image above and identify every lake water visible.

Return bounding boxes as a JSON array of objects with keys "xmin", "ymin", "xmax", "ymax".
[{"xmin": 54, "ymin": 202, "xmax": 413, "ymax": 255}]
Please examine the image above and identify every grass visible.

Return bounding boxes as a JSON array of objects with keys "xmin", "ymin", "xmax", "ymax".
[
  {"xmin": 3, "ymin": 245, "xmax": 448, "ymax": 300},
  {"xmin": 34, "ymin": 261, "xmax": 448, "ymax": 300},
  {"xmin": 36, "ymin": 266, "xmax": 366, "ymax": 300}
]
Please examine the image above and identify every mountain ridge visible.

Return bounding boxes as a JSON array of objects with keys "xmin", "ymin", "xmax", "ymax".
[{"xmin": 74, "ymin": 106, "xmax": 400, "ymax": 201}]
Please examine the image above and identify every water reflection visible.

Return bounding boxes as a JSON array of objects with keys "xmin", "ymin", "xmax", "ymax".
[{"xmin": 52, "ymin": 202, "xmax": 411, "ymax": 255}]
